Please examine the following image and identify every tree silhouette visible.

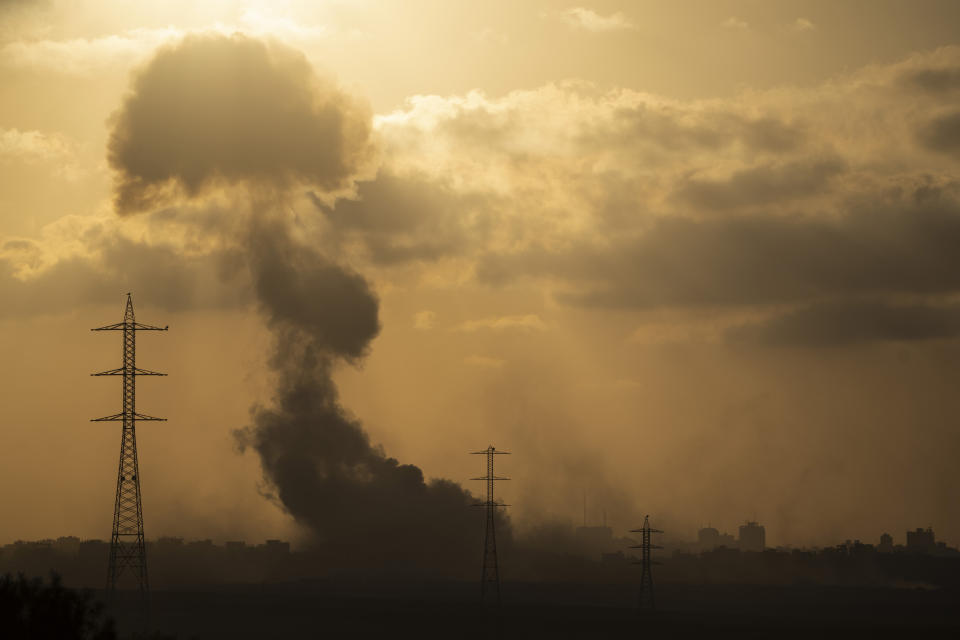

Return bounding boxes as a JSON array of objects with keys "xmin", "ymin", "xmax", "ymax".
[{"xmin": 0, "ymin": 572, "xmax": 116, "ymax": 640}]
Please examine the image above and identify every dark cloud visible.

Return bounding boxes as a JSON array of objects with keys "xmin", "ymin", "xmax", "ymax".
[
  {"xmin": 673, "ymin": 156, "xmax": 846, "ymax": 211},
  {"xmin": 738, "ymin": 116, "xmax": 804, "ymax": 153},
  {"xmin": 729, "ymin": 299, "xmax": 960, "ymax": 347},
  {"xmin": 108, "ymin": 34, "xmax": 375, "ymax": 213},
  {"xmin": 0, "ymin": 233, "xmax": 248, "ymax": 318},
  {"xmin": 917, "ymin": 110, "xmax": 960, "ymax": 156},
  {"xmin": 901, "ymin": 66, "xmax": 960, "ymax": 93},
  {"xmin": 594, "ymin": 104, "xmax": 731, "ymax": 152},
  {"xmin": 587, "ymin": 106, "xmax": 803, "ymax": 155},
  {"xmin": 478, "ymin": 190, "xmax": 960, "ymax": 311},
  {"xmin": 313, "ymin": 170, "xmax": 494, "ymax": 265},
  {"xmin": 2, "ymin": 239, "xmax": 38, "ymax": 251},
  {"xmin": 98, "ymin": 235, "xmax": 250, "ymax": 312}
]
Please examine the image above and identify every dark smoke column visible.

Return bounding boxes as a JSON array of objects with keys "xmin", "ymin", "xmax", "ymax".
[{"xmin": 107, "ymin": 34, "xmax": 487, "ymax": 575}]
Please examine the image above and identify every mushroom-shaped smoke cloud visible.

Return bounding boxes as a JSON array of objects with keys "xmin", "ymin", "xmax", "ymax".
[{"xmin": 108, "ymin": 33, "xmax": 485, "ymax": 574}]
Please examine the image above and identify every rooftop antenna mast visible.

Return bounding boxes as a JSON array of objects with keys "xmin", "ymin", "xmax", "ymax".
[
  {"xmin": 629, "ymin": 515, "xmax": 663, "ymax": 611},
  {"xmin": 471, "ymin": 445, "xmax": 510, "ymax": 606},
  {"xmin": 92, "ymin": 293, "xmax": 168, "ymax": 597}
]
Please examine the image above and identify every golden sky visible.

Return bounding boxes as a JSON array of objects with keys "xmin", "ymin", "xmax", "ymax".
[{"xmin": 2, "ymin": 0, "xmax": 960, "ymax": 552}]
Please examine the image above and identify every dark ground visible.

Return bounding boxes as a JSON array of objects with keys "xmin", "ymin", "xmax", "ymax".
[{"xmin": 104, "ymin": 579, "xmax": 960, "ymax": 639}]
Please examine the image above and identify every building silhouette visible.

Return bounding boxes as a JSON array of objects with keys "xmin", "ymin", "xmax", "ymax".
[
  {"xmin": 697, "ymin": 526, "xmax": 738, "ymax": 551},
  {"xmin": 738, "ymin": 521, "xmax": 765, "ymax": 552},
  {"xmin": 906, "ymin": 527, "xmax": 936, "ymax": 554},
  {"xmin": 697, "ymin": 526, "xmax": 719, "ymax": 551},
  {"xmin": 878, "ymin": 532, "xmax": 894, "ymax": 553}
]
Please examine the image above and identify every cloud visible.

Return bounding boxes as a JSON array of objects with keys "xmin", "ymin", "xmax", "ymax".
[
  {"xmin": 0, "ymin": 9, "xmax": 329, "ymax": 76},
  {"xmin": 0, "ymin": 27, "xmax": 183, "ymax": 76},
  {"xmin": 916, "ymin": 110, "xmax": 960, "ymax": 156},
  {"xmin": 561, "ymin": 7, "xmax": 635, "ymax": 32},
  {"xmin": 0, "ymin": 127, "xmax": 81, "ymax": 180},
  {"xmin": 479, "ymin": 187, "xmax": 960, "ymax": 310},
  {"xmin": 458, "ymin": 314, "xmax": 547, "ymax": 332},
  {"xmin": 673, "ymin": 156, "xmax": 847, "ymax": 211},
  {"xmin": 11, "ymin": 37, "xmax": 960, "ymax": 359},
  {"xmin": 0, "ymin": 217, "xmax": 250, "ymax": 318},
  {"xmin": 360, "ymin": 46, "xmax": 960, "ymax": 347},
  {"xmin": 108, "ymin": 33, "xmax": 376, "ymax": 214},
  {"xmin": 901, "ymin": 66, "xmax": 960, "ymax": 93},
  {"xmin": 793, "ymin": 18, "xmax": 816, "ymax": 32},
  {"xmin": 412, "ymin": 310, "xmax": 436, "ymax": 330},
  {"xmin": 729, "ymin": 300, "xmax": 960, "ymax": 347},
  {"xmin": 313, "ymin": 169, "xmax": 487, "ymax": 265},
  {"xmin": 722, "ymin": 17, "xmax": 749, "ymax": 30},
  {"xmin": 0, "ymin": 128, "xmax": 71, "ymax": 161}
]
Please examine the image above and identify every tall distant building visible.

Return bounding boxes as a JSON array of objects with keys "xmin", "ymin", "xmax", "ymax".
[
  {"xmin": 697, "ymin": 526, "xmax": 738, "ymax": 551},
  {"xmin": 697, "ymin": 527, "xmax": 719, "ymax": 551},
  {"xmin": 906, "ymin": 528, "xmax": 936, "ymax": 554},
  {"xmin": 738, "ymin": 521, "xmax": 765, "ymax": 552},
  {"xmin": 718, "ymin": 532, "xmax": 737, "ymax": 548},
  {"xmin": 878, "ymin": 532, "xmax": 894, "ymax": 553}
]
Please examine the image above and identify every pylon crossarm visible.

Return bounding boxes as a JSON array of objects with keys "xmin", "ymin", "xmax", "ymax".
[
  {"xmin": 91, "ymin": 323, "xmax": 125, "ymax": 331},
  {"xmin": 91, "ymin": 322, "xmax": 168, "ymax": 331},
  {"xmin": 132, "ymin": 367, "xmax": 166, "ymax": 376},
  {"xmin": 91, "ymin": 367, "xmax": 167, "ymax": 376},
  {"xmin": 470, "ymin": 476, "xmax": 511, "ymax": 481},
  {"xmin": 91, "ymin": 413, "xmax": 124, "ymax": 422},
  {"xmin": 133, "ymin": 412, "xmax": 166, "ymax": 421},
  {"xmin": 131, "ymin": 322, "xmax": 168, "ymax": 331},
  {"xmin": 91, "ymin": 411, "xmax": 166, "ymax": 422}
]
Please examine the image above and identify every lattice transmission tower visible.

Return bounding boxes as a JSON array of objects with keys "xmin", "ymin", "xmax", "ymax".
[
  {"xmin": 630, "ymin": 515, "xmax": 663, "ymax": 610},
  {"xmin": 471, "ymin": 446, "xmax": 509, "ymax": 606},
  {"xmin": 91, "ymin": 293, "xmax": 168, "ymax": 596}
]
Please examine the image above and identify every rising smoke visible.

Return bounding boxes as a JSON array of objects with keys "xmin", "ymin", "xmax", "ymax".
[{"xmin": 109, "ymin": 33, "xmax": 492, "ymax": 574}]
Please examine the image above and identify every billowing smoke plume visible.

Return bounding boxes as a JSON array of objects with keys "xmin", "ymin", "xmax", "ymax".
[
  {"xmin": 109, "ymin": 34, "xmax": 488, "ymax": 573},
  {"xmin": 109, "ymin": 34, "xmax": 375, "ymax": 214},
  {"xmin": 237, "ymin": 219, "xmax": 480, "ymax": 570}
]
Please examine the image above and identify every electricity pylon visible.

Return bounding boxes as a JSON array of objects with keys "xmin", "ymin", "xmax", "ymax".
[
  {"xmin": 629, "ymin": 515, "xmax": 663, "ymax": 610},
  {"xmin": 471, "ymin": 446, "xmax": 509, "ymax": 606},
  {"xmin": 92, "ymin": 293, "xmax": 167, "ymax": 596}
]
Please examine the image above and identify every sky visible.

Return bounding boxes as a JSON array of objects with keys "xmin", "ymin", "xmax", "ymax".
[{"xmin": 1, "ymin": 0, "xmax": 960, "ymax": 554}]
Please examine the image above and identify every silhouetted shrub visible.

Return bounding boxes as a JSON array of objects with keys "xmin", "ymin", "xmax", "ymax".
[{"xmin": 0, "ymin": 572, "xmax": 116, "ymax": 639}]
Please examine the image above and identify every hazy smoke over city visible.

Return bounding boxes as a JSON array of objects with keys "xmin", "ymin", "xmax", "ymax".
[{"xmin": 107, "ymin": 34, "xmax": 491, "ymax": 572}]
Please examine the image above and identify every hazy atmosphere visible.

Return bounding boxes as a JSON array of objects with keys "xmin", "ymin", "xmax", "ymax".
[{"xmin": 3, "ymin": 0, "xmax": 960, "ymax": 560}]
